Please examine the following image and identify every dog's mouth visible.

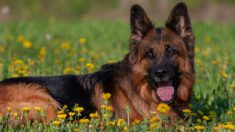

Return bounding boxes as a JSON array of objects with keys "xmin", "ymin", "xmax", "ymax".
[
  {"xmin": 155, "ymin": 81, "xmax": 175, "ymax": 103},
  {"xmin": 148, "ymin": 71, "xmax": 179, "ymax": 104}
]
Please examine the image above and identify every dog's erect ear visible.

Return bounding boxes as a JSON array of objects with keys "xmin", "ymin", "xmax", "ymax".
[
  {"xmin": 130, "ymin": 4, "xmax": 153, "ymax": 49},
  {"xmin": 165, "ymin": 2, "xmax": 194, "ymax": 45}
]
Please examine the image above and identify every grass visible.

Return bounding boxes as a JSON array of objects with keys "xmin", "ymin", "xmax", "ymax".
[{"xmin": 0, "ymin": 20, "xmax": 234, "ymax": 131}]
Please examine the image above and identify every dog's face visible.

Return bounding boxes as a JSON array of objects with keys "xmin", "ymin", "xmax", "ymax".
[{"xmin": 127, "ymin": 3, "xmax": 195, "ymax": 104}]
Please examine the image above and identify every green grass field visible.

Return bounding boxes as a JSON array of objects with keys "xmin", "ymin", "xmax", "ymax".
[{"xmin": 0, "ymin": 20, "xmax": 234, "ymax": 131}]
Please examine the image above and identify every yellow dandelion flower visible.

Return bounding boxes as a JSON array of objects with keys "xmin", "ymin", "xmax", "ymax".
[
  {"xmin": 18, "ymin": 70, "xmax": 26, "ymax": 75},
  {"xmin": 101, "ymin": 104, "xmax": 106, "ymax": 109},
  {"xmin": 221, "ymin": 122, "xmax": 235, "ymax": 130},
  {"xmin": 233, "ymin": 107, "xmax": 235, "ymax": 111},
  {"xmin": 38, "ymin": 47, "xmax": 46, "ymax": 58},
  {"xmin": 202, "ymin": 116, "xmax": 210, "ymax": 121},
  {"xmin": 123, "ymin": 126, "xmax": 129, "ymax": 132},
  {"xmin": 63, "ymin": 105, "xmax": 68, "ymax": 109},
  {"xmin": 89, "ymin": 112, "xmax": 98, "ymax": 118},
  {"xmin": 23, "ymin": 65, "xmax": 29, "ymax": 70},
  {"xmin": 150, "ymin": 123, "xmax": 158, "ymax": 129},
  {"xmin": 117, "ymin": 118, "xmax": 125, "ymax": 127},
  {"xmin": 102, "ymin": 93, "xmax": 111, "ymax": 100},
  {"xmin": 106, "ymin": 121, "xmax": 115, "ymax": 126},
  {"xmin": 52, "ymin": 120, "xmax": 60, "ymax": 126},
  {"xmin": 23, "ymin": 40, "xmax": 32, "ymax": 48},
  {"xmin": 196, "ymin": 118, "xmax": 201, "ymax": 123},
  {"xmin": 34, "ymin": 106, "xmax": 42, "ymax": 112},
  {"xmin": 74, "ymin": 128, "xmax": 79, "ymax": 132},
  {"xmin": 13, "ymin": 112, "xmax": 18, "ymax": 118},
  {"xmin": 156, "ymin": 103, "xmax": 170, "ymax": 114},
  {"xmin": 34, "ymin": 106, "xmax": 41, "ymax": 112},
  {"xmin": 79, "ymin": 118, "xmax": 89, "ymax": 124},
  {"xmin": 227, "ymin": 111, "xmax": 233, "ymax": 115},
  {"xmin": 132, "ymin": 119, "xmax": 140, "ymax": 125},
  {"xmin": 183, "ymin": 109, "xmax": 191, "ymax": 114},
  {"xmin": 22, "ymin": 107, "xmax": 31, "ymax": 112},
  {"xmin": 213, "ymin": 126, "xmax": 219, "ymax": 131},
  {"xmin": 79, "ymin": 37, "xmax": 87, "ymax": 45},
  {"xmin": 78, "ymin": 57, "xmax": 85, "ymax": 63},
  {"xmin": 14, "ymin": 59, "xmax": 24, "ymax": 65},
  {"xmin": 12, "ymin": 74, "xmax": 19, "ymax": 77},
  {"xmin": 0, "ymin": 46, "xmax": 5, "ymax": 52},
  {"xmin": 27, "ymin": 58, "xmax": 35, "ymax": 66},
  {"xmin": 63, "ymin": 67, "xmax": 74, "ymax": 74},
  {"xmin": 17, "ymin": 35, "xmax": 24, "ymax": 43},
  {"xmin": 230, "ymin": 84, "xmax": 234, "ymax": 89},
  {"xmin": 221, "ymin": 72, "xmax": 229, "ymax": 79},
  {"xmin": 68, "ymin": 112, "xmax": 75, "ymax": 117},
  {"xmin": 194, "ymin": 125, "xmax": 205, "ymax": 130},
  {"xmin": 60, "ymin": 42, "xmax": 71, "ymax": 49},
  {"xmin": 179, "ymin": 125, "xmax": 185, "ymax": 131},
  {"xmin": 103, "ymin": 113, "xmax": 109, "ymax": 118},
  {"xmin": 149, "ymin": 117, "xmax": 158, "ymax": 123},
  {"xmin": 211, "ymin": 60, "xmax": 217, "ymax": 65},
  {"xmin": 57, "ymin": 110, "xmax": 64, "ymax": 114},
  {"xmin": 106, "ymin": 106, "xmax": 113, "ymax": 112},
  {"xmin": 57, "ymin": 114, "xmax": 67, "ymax": 120},
  {"xmin": 86, "ymin": 63, "xmax": 95, "ymax": 70},
  {"xmin": 74, "ymin": 107, "xmax": 84, "ymax": 113}
]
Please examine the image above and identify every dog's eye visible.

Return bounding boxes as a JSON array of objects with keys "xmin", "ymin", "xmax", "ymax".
[
  {"xmin": 145, "ymin": 50, "xmax": 154, "ymax": 59},
  {"xmin": 167, "ymin": 49, "xmax": 178, "ymax": 56}
]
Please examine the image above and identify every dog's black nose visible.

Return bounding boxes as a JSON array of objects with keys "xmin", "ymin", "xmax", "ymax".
[{"xmin": 155, "ymin": 69, "xmax": 167, "ymax": 78}]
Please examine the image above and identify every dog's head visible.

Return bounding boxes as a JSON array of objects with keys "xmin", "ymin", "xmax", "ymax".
[{"xmin": 127, "ymin": 2, "xmax": 195, "ymax": 104}]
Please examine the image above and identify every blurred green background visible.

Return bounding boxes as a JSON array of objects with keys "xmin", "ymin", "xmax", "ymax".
[{"xmin": 0, "ymin": 0, "xmax": 235, "ymax": 23}]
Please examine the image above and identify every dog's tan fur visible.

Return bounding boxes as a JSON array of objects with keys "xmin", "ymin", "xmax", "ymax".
[{"xmin": 0, "ymin": 83, "xmax": 59, "ymax": 124}]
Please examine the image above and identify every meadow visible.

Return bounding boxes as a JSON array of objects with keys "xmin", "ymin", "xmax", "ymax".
[{"xmin": 0, "ymin": 20, "xmax": 234, "ymax": 131}]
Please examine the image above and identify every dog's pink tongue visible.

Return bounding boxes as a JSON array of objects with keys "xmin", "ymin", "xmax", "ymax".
[{"xmin": 156, "ymin": 85, "xmax": 174, "ymax": 101}]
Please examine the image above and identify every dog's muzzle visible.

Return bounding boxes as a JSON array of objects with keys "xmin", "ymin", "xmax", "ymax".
[{"xmin": 150, "ymin": 68, "xmax": 177, "ymax": 104}]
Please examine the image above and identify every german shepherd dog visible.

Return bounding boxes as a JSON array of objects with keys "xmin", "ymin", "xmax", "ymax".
[{"xmin": 0, "ymin": 2, "xmax": 195, "ymax": 124}]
